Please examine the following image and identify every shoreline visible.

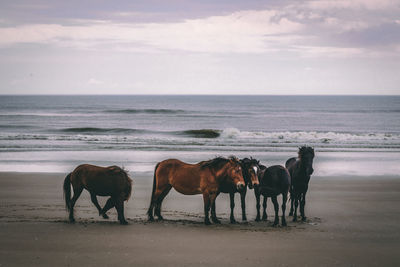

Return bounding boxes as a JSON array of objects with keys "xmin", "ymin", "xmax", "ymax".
[{"xmin": 1, "ymin": 172, "xmax": 400, "ymax": 266}]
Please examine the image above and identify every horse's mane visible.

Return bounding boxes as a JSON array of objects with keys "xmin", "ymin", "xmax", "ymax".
[
  {"xmin": 108, "ymin": 165, "xmax": 129, "ymax": 175},
  {"xmin": 298, "ymin": 146, "xmax": 315, "ymax": 158},
  {"xmin": 240, "ymin": 157, "xmax": 260, "ymax": 168},
  {"xmin": 200, "ymin": 156, "xmax": 239, "ymax": 169}
]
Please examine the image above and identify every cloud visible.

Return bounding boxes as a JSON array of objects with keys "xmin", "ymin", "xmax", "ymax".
[
  {"xmin": 0, "ymin": 10, "xmax": 303, "ymax": 53},
  {"xmin": 307, "ymin": 0, "xmax": 399, "ymax": 10},
  {"xmin": 0, "ymin": 3, "xmax": 399, "ymax": 58},
  {"xmin": 87, "ymin": 78, "xmax": 105, "ymax": 85}
]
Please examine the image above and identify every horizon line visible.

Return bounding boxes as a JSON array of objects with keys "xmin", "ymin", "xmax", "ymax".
[{"xmin": 1, "ymin": 93, "xmax": 399, "ymax": 97}]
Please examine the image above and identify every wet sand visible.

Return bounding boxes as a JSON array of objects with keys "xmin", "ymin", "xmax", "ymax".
[{"xmin": 1, "ymin": 172, "xmax": 400, "ymax": 266}]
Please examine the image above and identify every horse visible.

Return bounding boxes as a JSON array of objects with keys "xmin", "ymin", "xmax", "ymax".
[
  {"xmin": 147, "ymin": 156, "xmax": 245, "ymax": 225},
  {"xmin": 286, "ymin": 146, "xmax": 315, "ymax": 222},
  {"xmin": 254, "ymin": 164, "xmax": 291, "ymax": 226},
  {"xmin": 216, "ymin": 157, "xmax": 259, "ymax": 223},
  {"xmin": 63, "ymin": 164, "xmax": 132, "ymax": 225}
]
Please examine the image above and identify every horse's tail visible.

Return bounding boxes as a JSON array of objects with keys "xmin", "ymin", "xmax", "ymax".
[
  {"xmin": 281, "ymin": 168, "xmax": 291, "ymax": 203},
  {"xmin": 63, "ymin": 173, "xmax": 72, "ymax": 212},
  {"xmin": 150, "ymin": 163, "xmax": 160, "ymax": 201},
  {"xmin": 124, "ymin": 177, "xmax": 133, "ymax": 201},
  {"xmin": 147, "ymin": 162, "xmax": 160, "ymax": 218}
]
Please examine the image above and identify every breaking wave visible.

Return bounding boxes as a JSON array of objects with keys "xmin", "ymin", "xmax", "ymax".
[
  {"xmin": 179, "ymin": 129, "xmax": 221, "ymax": 138},
  {"xmin": 105, "ymin": 109, "xmax": 186, "ymax": 114}
]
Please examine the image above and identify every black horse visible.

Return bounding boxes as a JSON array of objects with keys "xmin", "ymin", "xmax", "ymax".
[
  {"xmin": 214, "ymin": 157, "xmax": 259, "ymax": 223},
  {"xmin": 254, "ymin": 164, "xmax": 291, "ymax": 226},
  {"xmin": 286, "ymin": 146, "xmax": 315, "ymax": 222}
]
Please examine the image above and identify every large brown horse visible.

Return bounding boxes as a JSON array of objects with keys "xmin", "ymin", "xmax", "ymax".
[
  {"xmin": 63, "ymin": 164, "xmax": 132, "ymax": 224},
  {"xmin": 147, "ymin": 157, "xmax": 245, "ymax": 225}
]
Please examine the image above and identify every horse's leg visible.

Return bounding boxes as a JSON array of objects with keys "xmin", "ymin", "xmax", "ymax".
[
  {"xmin": 155, "ymin": 185, "xmax": 172, "ymax": 221},
  {"xmin": 240, "ymin": 188, "xmax": 247, "ymax": 222},
  {"xmin": 209, "ymin": 192, "xmax": 218, "ymax": 224},
  {"xmin": 293, "ymin": 194, "xmax": 299, "ymax": 222},
  {"xmin": 289, "ymin": 190, "xmax": 294, "ymax": 216},
  {"xmin": 300, "ymin": 192, "xmax": 307, "ymax": 222},
  {"xmin": 271, "ymin": 196, "xmax": 279, "ymax": 226},
  {"xmin": 100, "ymin": 197, "xmax": 114, "ymax": 219},
  {"xmin": 255, "ymin": 190, "xmax": 261, "ymax": 221},
  {"xmin": 281, "ymin": 193, "xmax": 288, "ymax": 226},
  {"xmin": 89, "ymin": 192, "xmax": 106, "ymax": 218},
  {"xmin": 229, "ymin": 192, "xmax": 237, "ymax": 223},
  {"xmin": 262, "ymin": 196, "xmax": 268, "ymax": 221},
  {"xmin": 69, "ymin": 185, "xmax": 83, "ymax": 223},
  {"xmin": 211, "ymin": 193, "xmax": 221, "ymax": 224},
  {"xmin": 203, "ymin": 193, "xmax": 211, "ymax": 225},
  {"xmin": 114, "ymin": 196, "xmax": 128, "ymax": 225},
  {"xmin": 148, "ymin": 181, "xmax": 169, "ymax": 221}
]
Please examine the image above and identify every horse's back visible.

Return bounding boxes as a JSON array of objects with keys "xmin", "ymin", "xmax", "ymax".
[
  {"xmin": 264, "ymin": 165, "xmax": 290, "ymax": 184},
  {"xmin": 260, "ymin": 165, "xmax": 290, "ymax": 195},
  {"xmin": 285, "ymin": 157, "xmax": 296, "ymax": 170}
]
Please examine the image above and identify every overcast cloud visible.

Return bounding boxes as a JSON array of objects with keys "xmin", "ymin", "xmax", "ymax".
[{"xmin": 0, "ymin": 0, "xmax": 399, "ymax": 94}]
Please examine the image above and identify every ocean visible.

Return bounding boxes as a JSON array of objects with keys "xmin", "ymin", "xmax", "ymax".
[{"xmin": 0, "ymin": 95, "xmax": 399, "ymax": 177}]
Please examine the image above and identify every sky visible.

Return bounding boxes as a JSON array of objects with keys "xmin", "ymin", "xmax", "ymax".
[{"xmin": 0, "ymin": 0, "xmax": 399, "ymax": 95}]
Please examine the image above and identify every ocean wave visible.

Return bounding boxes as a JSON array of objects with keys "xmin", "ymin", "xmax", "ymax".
[
  {"xmin": 219, "ymin": 128, "xmax": 400, "ymax": 143},
  {"xmin": 1, "ymin": 129, "xmax": 400, "ymax": 152},
  {"xmin": 58, "ymin": 127, "xmax": 148, "ymax": 134},
  {"xmin": 178, "ymin": 129, "xmax": 221, "ymax": 138},
  {"xmin": 105, "ymin": 108, "xmax": 186, "ymax": 114}
]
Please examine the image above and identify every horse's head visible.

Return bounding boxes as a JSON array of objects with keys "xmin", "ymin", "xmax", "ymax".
[
  {"xmin": 201, "ymin": 156, "xmax": 245, "ymax": 191},
  {"xmin": 226, "ymin": 156, "xmax": 246, "ymax": 192},
  {"xmin": 299, "ymin": 146, "xmax": 315, "ymax": 176},
  {"xmin": 240, "ymin": 157, "xmax": 260, "ymax": 190}
]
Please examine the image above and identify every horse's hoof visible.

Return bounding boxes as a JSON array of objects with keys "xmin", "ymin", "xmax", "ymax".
[
  {"xmin": 102, "ymin": 214, "xmax": 109, "ymax": 219},
  {"xmin": 301, "ymin": 217, "xmax": 307, "ymax": 222},
  {"xmin": 293, "ymin": 217, "xmax": 297, "ymax": 222},
  {"xmin": 69, "ymin": 218, "xmax": 75, "ymax": 223},
  {"xmin": 148, "ymin": 217, "xmax": 154, "ymax": 222},
  {"xmin": 212, "ymin": 219, "xmax": 221, "ymax": 224},
  {"xmin": 204, "ymin": 220, "xmax": 211, "ymax": 225},
  {"xmin": 282, "ymin": 220, "xmax": 287, "ymax": 226},
  {"xmin": 289, "ymin": 212, "xmax": 293, "ymax": 216},
  {"xmin": 120, "ymin": 220, "xmax": 128, "ymax": 225},
  {"xmin": 255, "ymin": 217, "xmax": 260, "ymax": 222},
  {"xmin": 230, "ymin": 219, "xmax": 237, "ymax": 224}
]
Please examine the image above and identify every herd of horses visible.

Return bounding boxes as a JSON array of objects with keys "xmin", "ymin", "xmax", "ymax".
[{"xmin": 63, "ymin": 146, "xmax": 315, "ymax": 226}]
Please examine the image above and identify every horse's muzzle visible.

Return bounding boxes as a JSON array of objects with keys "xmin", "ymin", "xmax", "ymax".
[
  {"xmin": 307, "ymin": 168, "xmax": 314, "ymax": 175},
  {"xmin": 236, "ymin": 183, "xmax": 245, "ymax": 192}
]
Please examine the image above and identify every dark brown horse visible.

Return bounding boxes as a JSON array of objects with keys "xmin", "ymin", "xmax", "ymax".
[
  {"xmin": 147, "ymin": 156, "xmax": 245, "ymax": 225},
  {"xmin": 216, "ymin": 157, "xmax": 259, "ymax": 223},
  {"xmin": 63, "ymin": 164, "xmax": 132, "ymax": 224},
  {"xmin": 254, "ymin": 164, "xmax": 291, "ymax": 226},
  {"xmin": 286, "ymin": 146, "xmax": 315, "ymax": 222}
]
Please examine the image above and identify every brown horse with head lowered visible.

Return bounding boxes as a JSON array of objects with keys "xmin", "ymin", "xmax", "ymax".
[
  {"xmin": 147, "ymin": 156, "xmax": 245, "ymax": 225},
  {"xmin": 63, "ymin": 164, "xmax": 132, "ymax": 224}
]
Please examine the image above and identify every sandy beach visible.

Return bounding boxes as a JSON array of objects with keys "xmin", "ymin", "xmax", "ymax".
[{"xmin": 1, "ymin": 172, "xmax": 400, "ymax": 266}]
